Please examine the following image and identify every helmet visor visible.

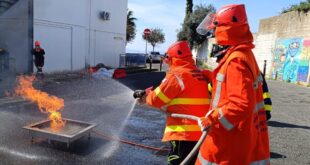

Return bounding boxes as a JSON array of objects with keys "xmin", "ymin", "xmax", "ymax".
[{"xmin": 196, "ymin": 12, "xmax": 216, "ymax": 36}]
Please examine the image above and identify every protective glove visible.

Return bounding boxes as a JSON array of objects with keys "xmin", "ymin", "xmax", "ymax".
[
  {"xmin": 133, "ymin": 90, "xmax": 146, "ymax": 99},
  {"xmin": 133, "ymin": 90, "xmax": 146, "ymax": 104},
  {"xmin": 198, "ymin": 109, "xmax": 219, "ymax": 131},
  {"xmin": 266, "ymin": 111, "xmax": 271, "ymax": 121},
  {"xmin": 133, "ymin": 87, "xmax": 153, "ymax": 104}
]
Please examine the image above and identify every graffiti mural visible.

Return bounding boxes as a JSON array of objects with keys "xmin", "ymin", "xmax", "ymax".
[
  {"xmin": 299, "ymin": 40, "xmax": 310, "ymax": 82},
  {"xmin": 272, "ymin": 42, "xmax": 287, "ymax": 81},
  {"xmin": 272, "ymin": 38, "xmax": 307, "ymax": 83}
]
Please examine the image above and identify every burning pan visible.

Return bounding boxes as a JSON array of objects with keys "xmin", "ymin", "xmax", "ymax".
[{"xmin": 23, "ymin": 118, "xmax": 96, "ymax": 148}]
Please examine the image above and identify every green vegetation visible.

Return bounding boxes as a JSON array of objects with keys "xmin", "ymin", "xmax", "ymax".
[
  {"xmin": 185, "ymin": 0, "xmax": 193, "ymax": 18},
  {"xmin": 282, "ymin": 0, "xmax": 310, "ymax": 13},
  {"xmin": 142, "ymin": 28, "xmax": 165, "ymax": 52},
  {"xmin": 196, "ymin": 59, "xmax": 213, "ymax": 70},
  {"xmin": 177, "ymin": 4, "xmax": 216, "ymax": 49},
  {"xmin": 126, "ymin": 10, "xmax": 137, "ymax": 44}
]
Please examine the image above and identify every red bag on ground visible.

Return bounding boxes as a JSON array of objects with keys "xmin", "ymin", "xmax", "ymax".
[
  {"xmin": 113, "ymin": 68, "xmax": 127, "ymax": 79},
  {"xmin": 88, "ymin": 67, "xmax": 99, "ymax": 73}
]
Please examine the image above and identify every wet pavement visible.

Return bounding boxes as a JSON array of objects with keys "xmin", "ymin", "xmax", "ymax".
[
  {"xmin": 0, "ymin": 71, "xmax": 309, "ymax": 165},
  {"xmin": 0, "ymin": 72, "xmax": 167, "ymax": 165}
]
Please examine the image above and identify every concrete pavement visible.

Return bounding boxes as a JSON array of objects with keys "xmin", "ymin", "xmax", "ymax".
[{"xmin": 267, "ymin": 80, "xmax": 310, "ymax": 165}]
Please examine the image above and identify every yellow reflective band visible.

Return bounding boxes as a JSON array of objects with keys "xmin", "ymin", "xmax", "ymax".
[
  {"xmin": 208, "ymin": 83, "xmax": 213, "ymax": 93},
  {"xmin": 155, "ymin": 88, "xmax": 171, "ymax": 103},
  {"xmin": 264, "ymin": 104, "xmax": 272, "ymax": 111},
  {"xmin": 164, "ymin": 125, "xmax": 201, "ymax": 133},
  {"xmin": 168, "ymin": 98, "xmax": 210, "ymax": 106},
  {"xmin": 263, "ymin": 92, "xmax": 271, "ymax": 99}
]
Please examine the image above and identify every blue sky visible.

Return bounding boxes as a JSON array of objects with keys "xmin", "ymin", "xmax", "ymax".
[{"xmin": 127, "ymin": 0, "xmax": 304, "ymax": 53}]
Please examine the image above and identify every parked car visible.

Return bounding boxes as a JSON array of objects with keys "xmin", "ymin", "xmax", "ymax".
[
  {"xmin": 124, "ymin": 53, "xmax": 147, "ymax": 67},
  {"xmin": 146, "ymin": 51, "xmax": 163, "ymax": 63}
]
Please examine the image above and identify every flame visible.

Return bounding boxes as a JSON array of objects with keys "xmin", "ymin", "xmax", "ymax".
[{"xmin": 15, "ymin": 75, "xmax": 65, "ymax": 131}]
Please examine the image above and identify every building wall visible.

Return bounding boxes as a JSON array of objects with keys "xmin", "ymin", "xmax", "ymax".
[
  {"xmin": 0, "ymin": 0, "xmax": 33, "ymax": 73},
  {"xmin": 254, "ymin": 11, "xmax": 310, "ymax": 84},
  {"xmin": 33, "ymin": 0, "xmax": 127, "ymax": 72},
  {"xmin": 253, "ymin": 33, "xmax": 276, "ymax": 77}
]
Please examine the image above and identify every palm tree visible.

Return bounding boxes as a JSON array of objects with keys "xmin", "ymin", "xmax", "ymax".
[{"xmin": 126, "ymin": 10, "xmax": 137, "ymax": 44}]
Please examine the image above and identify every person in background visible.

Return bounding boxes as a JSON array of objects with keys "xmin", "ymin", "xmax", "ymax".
[
  {"xmin": 262, "ymin": 72, "xmax": 272, "ymax": 120},
  {"xmin": 32, "ymin": 41, "xmax": 45, "ymax": 73}
]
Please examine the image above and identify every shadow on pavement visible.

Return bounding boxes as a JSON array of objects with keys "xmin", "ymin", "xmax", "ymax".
[
  {"xmin": 117, "ymin": 72, "xmax": 165, "ymax": 90},
  {"xmin": 268, "ymin": 121, "xmax": 310, "ymax": 130},
  {"xmin": 33, "ymin": 136, "xmax": 107, "ymax": 156},
  {"xmin": 270, "ymin": 152, "xmax": 287, "ymax": 159}
]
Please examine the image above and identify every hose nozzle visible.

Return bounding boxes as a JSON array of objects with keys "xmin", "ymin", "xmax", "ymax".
[{"xmin": 133, "ymin": 90, "xmax": 146, "ymax": 99}]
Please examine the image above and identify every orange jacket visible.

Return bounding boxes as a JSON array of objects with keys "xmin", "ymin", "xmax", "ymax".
[
  {"xmin": 196, "ymin": 44, "xmax": 270, "ymax": 165},
  {"xmin": 146, "ymin": 57, "xmax": 210, "ymax": 142}
]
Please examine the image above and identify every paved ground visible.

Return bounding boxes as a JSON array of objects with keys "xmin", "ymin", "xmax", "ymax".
[
  {"xmin": 0, "ymin": 71, "xmax": 309, "ymax": 165},
  {"xmin": 267, "ymin": 80, "xmax": 310, "ymax": 165}
]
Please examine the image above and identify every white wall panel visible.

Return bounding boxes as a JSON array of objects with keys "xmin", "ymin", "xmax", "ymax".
[
  {"xmin": 33, "ymin": 0, "xmax": 127, "ymax": 72},
  {"xmin": 72, "ymin": 27, "xmax": 86, "ymax": 70},
  {"xmin": 34, "ymin": 24, "xmax": 71, "ymax": 72},
  {"xmin": 33, "ymin": 0, "xmax": 88, "ymax": 27},
  {"xmin": 94, "ymin": 31, "xmax": 125, "ymax": 67}
]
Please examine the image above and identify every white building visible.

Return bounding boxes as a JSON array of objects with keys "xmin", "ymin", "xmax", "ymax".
[
  {"xmin": 0, "ymin": 0, "xmax": 127, "ymax": 73},
  {"xmin": 34, "ymin": 0, "xmax": 127, "ymax": 72}
]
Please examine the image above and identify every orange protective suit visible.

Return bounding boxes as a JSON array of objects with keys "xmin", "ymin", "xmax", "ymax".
[
  {"xmin": 196, "ymin": 4, "xmax": 270, "ymax": 165},
  {"xmin": 146, "ymin": 56, "xmax": 210, "ymax": 142}
]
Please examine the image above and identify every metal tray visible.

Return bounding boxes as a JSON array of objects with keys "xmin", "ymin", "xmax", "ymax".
[{"xmin": 23, "ymin": 118, "xmax": 96, "ymax": 148}]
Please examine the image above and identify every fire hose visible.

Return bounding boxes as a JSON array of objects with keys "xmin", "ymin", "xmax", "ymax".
[
  {"xmin": 133, "ymin": 92, "xmax": 210, "ymax": 164},
  {"xmin": 92, "ymin": 130, "xmax": 169, "ymax": 151},
  {"xmin": 170, "ymin": 113, "xmax": 210, "ymax": 165},
  {"xmin": 93, "ymin": 113, "xmax": 209, "ymax": 165}
]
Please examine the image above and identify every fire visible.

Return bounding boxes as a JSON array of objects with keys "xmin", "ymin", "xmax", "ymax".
[{"xmin": 15, "ymin": 75, "xmax": 65, "ymax": 131}]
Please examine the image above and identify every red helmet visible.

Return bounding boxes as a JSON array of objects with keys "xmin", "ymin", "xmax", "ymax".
[
  {"xmin": 35, "ymin": 41, "xmax": 40, "ymax": 46},
  {"xmin": 213, "ymin": 4, "xmax": 248, "ymax": 27},
  {"xmin": 166, "ymin": 41, "xmax": 192, "ymax": 60},
  {"xmin": 196, "ymin": 4, "xmax": 248, "ymax": 35}
]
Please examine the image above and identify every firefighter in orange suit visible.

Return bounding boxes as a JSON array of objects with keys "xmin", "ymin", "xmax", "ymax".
[
  {"xmin": 133, "ymin": 41, "xmax": 211, "ymax": 165},
  {"xmin": 196, "ymin": 4, "xmax": 270, "ymax": 165}
]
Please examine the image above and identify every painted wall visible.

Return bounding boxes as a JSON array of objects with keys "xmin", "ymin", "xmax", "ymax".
[
  {"xmin": 299, "ymin": 40, "xmax": 310, "ymax": 83},
  {"xmin": 272, "ymin": 38, "xmax": 310, "ymax": 83},
  {"xmin": 272, "ymin": 38, "xmax": 303, "ymax": 83},
  {"xmin": 254, "ymin": 11, "xmax": 310, "ymax": 84},
  {"xmin": 33, "ymin": 0, "xmax": 127, "ymax": 72}
]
